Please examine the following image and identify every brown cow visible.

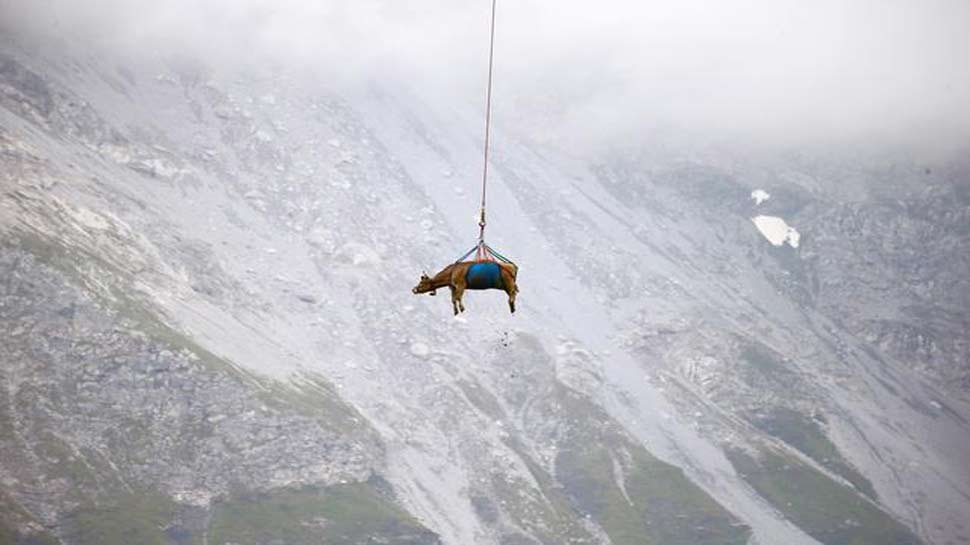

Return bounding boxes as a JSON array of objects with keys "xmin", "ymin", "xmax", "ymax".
[{"xmin": 412, "ymin": 261, "xmax": 518, "ymax": 315}]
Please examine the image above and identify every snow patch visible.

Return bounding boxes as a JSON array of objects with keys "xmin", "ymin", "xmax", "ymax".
[
  {"xmin": 751, "ymin": 189, "xmax": 770, "ymax": 205},
  {"xmin": 751, "ymin": 215, "xmax": 800, "ymax": 248}
]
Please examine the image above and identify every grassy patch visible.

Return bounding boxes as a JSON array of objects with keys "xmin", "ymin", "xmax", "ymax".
[
  {"xmin": 556, "ymin": 443, "xmax": 749, "ymax": 545},
  {"xmin": 727, "ymin": 447, "xmax": 922, "ymax": 545},
  {"xmin": 208, "ymin": 481, "xmax": 438, "ymax": 545},
  {"xmin": 488, "ymin": 447, "xmax": 597, "ymax": 545},
  {"xmin": 7, "ymin": 228, "xmax": 129, "ymax": 304},
  {"xmin": 554, "ymin": 387, "xmax": 750, "ymax": 545},
  {"xmin": 61, "ymin": 492, "xmax": 179, "ymax": 545},
  {"xmin": 748, "ymin": 407, "xmax": 877, "ymax": 499},
  {"xmin": 32, "ymin": 431, "xmax": 107, "ymax": 500},
  {"xmin": 739, "ymin": 341, "xmax": 795, "ymax": 380}
]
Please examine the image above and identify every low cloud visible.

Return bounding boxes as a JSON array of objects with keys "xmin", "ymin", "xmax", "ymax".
[{"xmin": 3, "ymin": 0, "xmax": 968, "ymax": 154}]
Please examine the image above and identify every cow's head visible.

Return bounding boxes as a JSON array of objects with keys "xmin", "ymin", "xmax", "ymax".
[{"xmin": 412, "ymin": 272, "xmax": 436, "ymax": 296}]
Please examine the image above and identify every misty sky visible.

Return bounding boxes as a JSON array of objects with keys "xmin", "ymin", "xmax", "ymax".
[{"xmin": 3, "ymin": 0, "xmax": 969, "ymax": 152}]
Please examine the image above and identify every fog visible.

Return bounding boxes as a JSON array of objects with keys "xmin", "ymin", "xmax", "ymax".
[{"xmin": 3, "ymin": 0, "xmax": 969, "ymax": 153}]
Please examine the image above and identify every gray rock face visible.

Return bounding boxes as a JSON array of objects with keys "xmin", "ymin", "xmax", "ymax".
[
  {"xmin": 0, "ymin": 241, "xmax": 383, "ymax": 542},
  {"xmin": 803, "ymin": 187, "xmax": 970, "ymax": 389},
  {"xmin": 1, "ymin": 26, "xmax": 969, "ymax": 545}
]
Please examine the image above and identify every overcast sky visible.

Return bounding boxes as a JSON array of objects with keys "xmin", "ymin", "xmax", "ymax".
[{"xmin": 3, "ymin": 0, "xmax": 969, "ymax": 154}]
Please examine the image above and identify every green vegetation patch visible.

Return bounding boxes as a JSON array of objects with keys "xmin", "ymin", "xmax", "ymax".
[
  {"xmin": 208, "ymin": 481, "xmax": 438, "ymax": 545},
  {"xmin": 556, "ymin": 443, "xmax": 749, "ymax": 545},
  {"xmin": 61, "ymin": 491, "xmax": 179, "ymax": 545},
  {"xmin": 748, "ymin": 407, "xmax": 876, "ymax": 499},
  {"xmin": 739, "ymin": 341, "xmax": 796, "ymax": 381},
  {"xmin": 554, "ymin": 387, "xmax": 750, "ymax": 545},
  {"xmin": 32, "ymin": 431, "xmax": 108, "ymax": 501},
  {"xmin": 727, "ymin": 447, "xmax": 922, "ymax": 545},
  {"xmin": 489, "ymin": 445, "xmax": 597, "ymax": 545}
]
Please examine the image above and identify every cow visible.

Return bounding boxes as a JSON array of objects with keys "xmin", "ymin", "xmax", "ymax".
[{"xmin": 413, "ymin": 261, "xmax": 518, "ymax": 315}]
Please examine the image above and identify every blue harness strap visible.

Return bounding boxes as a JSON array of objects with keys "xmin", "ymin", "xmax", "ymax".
[{"xmin": 466, "ymin": 262, "xmax": 503, "ymax": 290}]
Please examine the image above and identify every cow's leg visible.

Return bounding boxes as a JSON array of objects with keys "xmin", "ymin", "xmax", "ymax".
[
  {"xmin": 455, "ymin": 285, "xmax": 466, "ymax": 313},
  {"xmin": 501, "ymin": 272, "xmax": 517, "ymax": 313},
  {"xmin": 452, "ymin": 277, "xmax": 467, "ymax": 314}
]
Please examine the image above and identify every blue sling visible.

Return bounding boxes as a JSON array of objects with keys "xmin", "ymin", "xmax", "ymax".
[{"xmin": 466, "ymin": 262, "xmax": 503, "ymax": 290}]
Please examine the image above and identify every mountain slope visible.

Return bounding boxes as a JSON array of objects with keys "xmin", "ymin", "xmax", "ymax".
[{"xmin": 2, "ymin": 31, "xmax": 969, "ymax": 545}]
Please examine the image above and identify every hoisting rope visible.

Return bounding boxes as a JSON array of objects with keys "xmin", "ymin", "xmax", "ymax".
[{"xmin": 475, "ymin": 0, "xmax": 498, "ymax": 260}]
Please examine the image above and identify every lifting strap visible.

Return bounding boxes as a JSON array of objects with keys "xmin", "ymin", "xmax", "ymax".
[{"xmin": 455, "ymin": 242, "xmax": 513, "ymax": 265}]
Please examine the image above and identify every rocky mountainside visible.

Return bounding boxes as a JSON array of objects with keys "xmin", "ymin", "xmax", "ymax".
[{"xmin": 2, "ymin": 28, "xmax": 969, "ymax": 545}]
